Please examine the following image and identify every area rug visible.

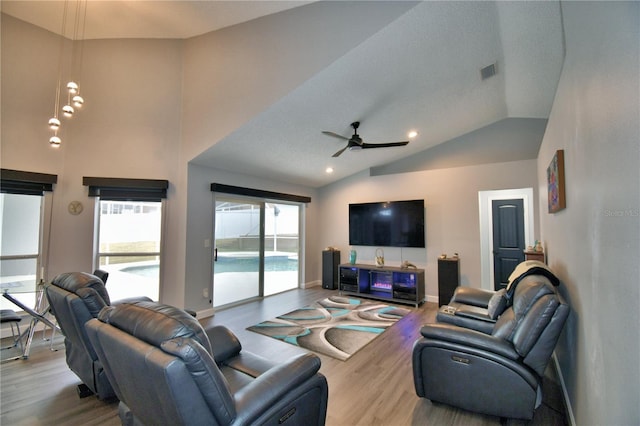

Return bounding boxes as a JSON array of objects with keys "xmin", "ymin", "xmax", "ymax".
[{"xmin": 247, "ymin": 295, "xmax": 411, "ymax": 361}]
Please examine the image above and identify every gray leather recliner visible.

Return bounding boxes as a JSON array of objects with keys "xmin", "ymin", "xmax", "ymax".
[
  {"xmin": 86, "ymin": 300, "xmax": 329, "ymax": 426},
  {"xmin": 412, "ymin": 274, "xmax": 569, "ymax": 420},
  {"xmin": 45, "ymin": 272, "xmax": 152, "ymax": 399},
  {"xmin": 435, "ymin": 260, "xmax": 562, "ymax": 335},
  {"xmin": 435, "ymin": 286, "xmax": 500, "ymax": 334}
]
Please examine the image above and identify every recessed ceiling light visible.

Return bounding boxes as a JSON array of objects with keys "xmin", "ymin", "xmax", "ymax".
[
  {"xmin": 325, "ymin": 167, "xmax": 334, "ymax": 174},
  {"xmin": 408, "ymin": 130, "xmax": 418, "ymax": 139}
]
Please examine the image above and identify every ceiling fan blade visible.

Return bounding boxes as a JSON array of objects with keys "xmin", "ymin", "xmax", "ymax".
[
  {"xmin": 361, "ymin": 141, "xmax": 410, "ymax": 149},
  {"xmin": 332, "ymin": 145, "xmax": 349, "ymax": 157},
  {"xmin": 322, "ymin": 131, "xmax": 350, "ymax": 141}
]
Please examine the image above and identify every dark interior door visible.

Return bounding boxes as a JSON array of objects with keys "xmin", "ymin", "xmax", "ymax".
[{"xmin": 492, "ymin": 199, "xmax": 525, "ymax": 290}]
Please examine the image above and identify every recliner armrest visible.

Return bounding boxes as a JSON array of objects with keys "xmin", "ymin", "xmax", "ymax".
[
  {"xmin": 112, "ymin": 296, "xmax": 153, "ymax": 305},
  {"xmin": 450, "ymin": 287, "xmax": 495, "ymax": 308},
  {"xmin": 454, "ymin": 306, "xmax": 495, "ymax": 323},
  {"xmin": 420, "ymin": 323, "xmax": 518, "ymax": 360},
  {"xmin": 205, "ymin": 325, "xmax": 242, "ymax": 363},
  {"xmin": 232, "ymin": 353, "xmax": 322, "ymax": 424}
]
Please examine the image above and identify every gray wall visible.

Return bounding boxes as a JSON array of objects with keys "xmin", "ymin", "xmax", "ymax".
[
  {"xmin": 537, "ymin": 2, "xmax": 640, "ymax": 425},
  {"xmin": 317, "ymin": 160, "xmax": 539, "ymax": 302}
]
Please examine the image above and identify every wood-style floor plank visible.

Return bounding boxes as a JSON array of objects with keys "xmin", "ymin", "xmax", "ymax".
[{"xmin": 1, "ymin": 288, "xmax": 567, "ymax": 425}]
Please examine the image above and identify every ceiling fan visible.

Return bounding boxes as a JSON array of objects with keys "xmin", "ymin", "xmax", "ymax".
[{"xmin": 322, "ymin": 121, "xmax": 410, "ymax": 158}]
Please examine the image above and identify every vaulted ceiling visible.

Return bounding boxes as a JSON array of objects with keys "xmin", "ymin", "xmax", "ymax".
[{"xmin": 2, "ymin": 1, "xmax": 564, "ymax": 188}]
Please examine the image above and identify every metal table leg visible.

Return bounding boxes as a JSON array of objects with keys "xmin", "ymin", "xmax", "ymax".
[{"xmin": 2, "ymin": 291, "xmax": 60, "ymax": 359}]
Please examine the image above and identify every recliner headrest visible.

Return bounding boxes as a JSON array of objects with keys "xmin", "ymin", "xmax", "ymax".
[
  {"xmin": 51, "ymin": 272, "xmax": 111, "ymax": 316},
  {"xmin": 492, "ymin": 275, "xmax": 558, "ymax": 342},
  {"xmin": 98, "ymin": 301, "xmax": 212, "ymax": 354},
  {"xmin": 511, "ymin": 275, "xmax": 556, "ymax": 316},
  {"xmin": 505, "ymin": 260, "xmax": 560, "ymax": 300}
]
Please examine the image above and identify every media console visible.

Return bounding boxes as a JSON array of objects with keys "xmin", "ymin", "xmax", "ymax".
[{"xmin": 338, "ymin": 263, "xmax": 425, "ymax": 307}]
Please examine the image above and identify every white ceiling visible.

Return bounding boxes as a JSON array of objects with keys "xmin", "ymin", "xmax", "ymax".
[
  {"xmin": 1, "ymin": 1, "xmax": 313, "ymax": 39},
  {"xmin": 2, "ymin": 1, "xmax": 565, "ymax": 188}
]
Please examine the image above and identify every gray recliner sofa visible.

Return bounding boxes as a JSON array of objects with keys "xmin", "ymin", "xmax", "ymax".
[
  {"xmin": 412, "ymin": 273, "xmax": 569, "ymax": 420},
  {"xmin": 45, "ymin": 272, "xmax": 152, "ymax": 399},
  {"xmin": 86, "ymin": 300, "xmax": 329, "ymax": 426},
  {"xmin": 435, "ymin": 260, "xmax": 562, "ymax": 334}
]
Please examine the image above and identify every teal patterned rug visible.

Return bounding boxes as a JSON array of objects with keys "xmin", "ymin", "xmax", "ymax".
[{"xmin": 247, "ymin": 295, "xmax": 410, "ymax": 361}]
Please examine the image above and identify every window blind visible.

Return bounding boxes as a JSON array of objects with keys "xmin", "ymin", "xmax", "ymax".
[
  {"xmin": 83, "ymin": 177, "xmax": 169, "ymax": 201},
  {"xmin": 0, "ymin": 168, "xmax": 57, "ymax": 195}
]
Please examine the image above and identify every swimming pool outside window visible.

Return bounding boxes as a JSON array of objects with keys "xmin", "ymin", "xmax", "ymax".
[{"xmin": 95, "ymin": 200, "xmax": 162, "ymax": 301}]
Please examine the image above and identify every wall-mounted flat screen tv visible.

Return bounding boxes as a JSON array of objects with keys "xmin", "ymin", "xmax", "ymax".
[{"xmin": 349, "ymin": 199, "xmax": 425, "ymax": 248}]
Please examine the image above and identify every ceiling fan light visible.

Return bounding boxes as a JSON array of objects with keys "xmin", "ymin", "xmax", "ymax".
[
  {"xmin": 349, "ymin": 145, "xmax": 363, "ymax": 151},
  {"xmin": 49, "ymin": 135, "xmax": 61, "ymax": 147},
  {"xmin": 48, "ymin": 117, "xmax": 61, "ymax": 130},
  {"xmin": 66, "ymin": 81, "xmax": 79, "ymax": 94},
  {"xmin": 62, "ymin": 104, "xmax": 75, "ymax": 117},
  {"xmin": 72, "ymin": 95, "xmax": 84, "ymax": 108},
  {"xmin": 408, "ymin": 130, "xmax": 418, "ymax": 138}
]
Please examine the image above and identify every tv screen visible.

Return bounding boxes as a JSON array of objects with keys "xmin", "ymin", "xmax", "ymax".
[{"xmin": 349, "ymin": 200, "xmax": 425, "ymax": 248}]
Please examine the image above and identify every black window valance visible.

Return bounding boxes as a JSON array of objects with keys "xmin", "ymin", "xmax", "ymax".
[
  {"xmin": 1, "ymin": 168, "xmax": 58, "ymax": 195},
  {"xmin": 83, "ymin": 177, "xmax": 169, "ymax": 201},
  {"xmin": 211, "ymin": 183, "xmax": 311, "ymax": 204}
]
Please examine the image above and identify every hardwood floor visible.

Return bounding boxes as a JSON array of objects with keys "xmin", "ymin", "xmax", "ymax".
[{"xmin": 0, "ymin": 288, "xmax": 567, "ymax": 425}]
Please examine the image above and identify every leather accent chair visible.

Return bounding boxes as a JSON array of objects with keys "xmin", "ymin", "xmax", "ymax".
[
  {"xmin": 86, "ymin": 300, "xmax": 329, "ymax": 426},
  {"xmin": 413, "ymin": 274, "xmax": 569, "ymax": 420},
  {"xmin": 45, "ymin": 272, "xmax": 151, "ymax": 399}
]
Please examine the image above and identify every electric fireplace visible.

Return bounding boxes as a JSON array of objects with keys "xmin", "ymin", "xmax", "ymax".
[{"xmin": 370, "ymin": 271, "xmax": 393, "ymax": 293}]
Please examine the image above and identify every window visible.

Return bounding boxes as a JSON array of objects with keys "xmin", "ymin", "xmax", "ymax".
[
  {"xmin": 84, "ymin": 177, "xmax": 168, "ymax": 301},
  {"xmin": 0, "ymin": 169, "xmax": 56, "ymax": 312},
  {"xmin": 95, "ymin": 200, "xmax": 162, "ymax": 301},
  {"xmin": 0, "ymin": 194, "xmax": 42, "ymax": 310}
]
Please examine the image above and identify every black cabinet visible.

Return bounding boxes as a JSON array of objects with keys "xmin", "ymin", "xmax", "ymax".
[
  {"xmin": 322, "ymin": 250, "xmax": 340, "ymax": 289},
  {"xmin": 438, "ymin": 258, "xmax": 460, "ymax": 306},
  {"xmin": 338, "ymin": 263, "xmax": 425, "ymax": 307}
]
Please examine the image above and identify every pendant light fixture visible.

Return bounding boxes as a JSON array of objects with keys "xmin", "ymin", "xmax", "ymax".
[{"xmin": 48, "ymin": 0, "xmax": 88, "ymax": 148}]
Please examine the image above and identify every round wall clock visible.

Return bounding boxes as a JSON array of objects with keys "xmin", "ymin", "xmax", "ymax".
[{"xmin": 68, "ymin": 200, "xmax": 83, "ymax": 215}]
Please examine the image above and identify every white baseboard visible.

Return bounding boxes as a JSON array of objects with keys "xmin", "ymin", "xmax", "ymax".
[
  {"xmin": 553, "ymin": 353, "xmax": 576, "ymax": 426},
  {"xmin": 425, "ymin": 294, "xmax": 439, "ymax": 304},
  {"xmin": 302, "ymin": 280, "xmax": 322, "ymax": 289},
  {"xmin": 195, "ymin": 308, "xmax": 215, "ymax": 319}
]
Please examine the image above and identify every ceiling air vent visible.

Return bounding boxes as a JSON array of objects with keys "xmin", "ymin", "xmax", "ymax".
[{"xmin": 480, "ymin": 63, "xmax": 497, "ymax": 80}]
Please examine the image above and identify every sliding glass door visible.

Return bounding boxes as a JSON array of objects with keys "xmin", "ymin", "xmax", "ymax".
[
  {"xmin": 213, "ymin": 197, "xmax": 300, "ymax": 308},
  {"xmin": 214, "ymin": 198, "xmax": 262, "ymax": 307},
  {"xmin": 264, "ymin": 202, "xmax": 299, "ymax": 296}
]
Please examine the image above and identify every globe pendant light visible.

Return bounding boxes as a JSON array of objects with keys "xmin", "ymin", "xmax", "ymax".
[
  {"xmin": 62, "ymin": 104, "xmax": 75, "ymax": 117},
  {"xmin": 49, "ymin": 135, "xmax": 62, "ymax": 147},
  {"xmin": 72, "ymin": 94, "xmax": 84, "ymax": 108},
  {"xmin": 47, "ymin": 0, "xmax": 88, "ymax": 147},
  {"xmin": 48, "ymin": 117, "xmax": 61, "ymax": 130},
  {"xmin": 66, "ymin": 81, "xmax": 79, "ymax": 94}
]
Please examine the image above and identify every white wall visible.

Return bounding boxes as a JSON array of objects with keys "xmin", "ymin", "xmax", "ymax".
[
  {"xmin": 184, "ymin": 163, "xmax": 318, "ymax": 313},
  {"xmin": 317, "ymin": 159, "xmax": 539, "ymax": 300},
  {"xmin": 1, "ymin": 16, "xmax": 183, "ymax": 299},
  {"xmin": 537, "ymin": 2, "xmax": 640, "ymax": 425}
]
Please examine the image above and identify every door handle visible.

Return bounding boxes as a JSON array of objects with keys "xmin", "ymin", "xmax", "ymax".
[{"xmin": 214, "ymin": 248, "xmax": 218, "ymax": 262}]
